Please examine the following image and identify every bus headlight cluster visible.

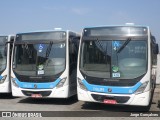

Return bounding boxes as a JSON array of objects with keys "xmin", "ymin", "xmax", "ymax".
[
  {"xmin": 56, "ymin": 77, "xmax": 67, "ymax": 88},
  {"xmin": 0, "ymin": 75, "xmax": 7, "ymax": 84},
  {"xmin": 11, "ymin": 78, "xmax": 19, "ymax": 88},
  {"xmin": 77, "ymin": 77, "xmax": 87, "ymax": 91},
  {"xmin": 134, "ymin": 81, "xmax": 149, "ymax": 94}
]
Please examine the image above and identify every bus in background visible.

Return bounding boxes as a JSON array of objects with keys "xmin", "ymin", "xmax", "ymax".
[
  {"xmin": 11, "ymin": 30, "xmax": 80, "ymax": 98},
  {"xmin": 0, "ymin": 35, "xmax": 14, "ymax": 93},
  {"xmin": 77, "ymin": 24, "xmax": 159, "ymax": 111}
]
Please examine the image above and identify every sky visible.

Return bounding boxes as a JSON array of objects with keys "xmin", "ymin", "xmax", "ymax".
[{"xmin": 0, "ymin": 0, "xmax": 160, "ymax": 43}]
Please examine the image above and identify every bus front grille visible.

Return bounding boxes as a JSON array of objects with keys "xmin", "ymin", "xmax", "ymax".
[
  {"xmin": 91, "ymin": 94, "xmax": 130, "ymax": 103},
  {"xmin": 22, "ymin": 90, "xmax": 52, "ymax": 97}
]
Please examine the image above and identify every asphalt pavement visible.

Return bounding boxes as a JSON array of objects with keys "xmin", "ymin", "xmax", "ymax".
[{"xmin": 0, "ymin": 85, "xmax": 159, "ymax": 119}]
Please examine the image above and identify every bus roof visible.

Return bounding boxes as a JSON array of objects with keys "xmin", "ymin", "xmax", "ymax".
[
  {"xmin": 16, "ymin": 30, "xmax": 76, "ymax": 35},
  {"xmin": 83, "ymin": 25, "xmax": 149, "ymax": 29}
]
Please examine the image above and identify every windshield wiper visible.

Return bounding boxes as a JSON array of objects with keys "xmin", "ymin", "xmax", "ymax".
[
  {"xmin": 24, "ymin": 42, "xmax": 32, "ymax": 58},
  {"xmin": 96, "ymin": 40, "xmax": 109, "ymax": 57},
  {"xmin": 117, "ymin": 38, "xmax": 131, "ymax": 53},
  {"xmin": 45, "ymin": 41, "xmax": 53, "ymax": 58}
]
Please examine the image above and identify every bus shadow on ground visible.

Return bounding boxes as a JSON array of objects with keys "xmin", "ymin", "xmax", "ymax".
[
  {"xmin": 0, "ymin": 93, "xmax": 17, "ymax": 99},
  {"xmin": 18, "ymin": 95, "xmax": 78, "ymax": 105},
  {"xmin": 81, "ymin": 102, "xmax": 155, "ymax": 112}
]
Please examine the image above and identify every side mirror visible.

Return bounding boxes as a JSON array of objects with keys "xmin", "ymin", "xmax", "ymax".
[
  {"xmin": 153, "ymin": 43, "xmax": 159, "ymax": 54},
  {"xmin": 4, "ymin": 41, "xmax": 14, "ymax": 56}
]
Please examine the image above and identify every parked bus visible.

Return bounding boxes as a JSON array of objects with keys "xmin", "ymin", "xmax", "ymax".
[
  {"xmin": 11, "ymin": 30, "xmax": 80, "ymax": 98},
  {"xmin": 0, "ymin": 35, "xmax": 14, "ymax": 93},
  {"xmin": 77, "ymin": 24, "xmax": 159, "ymax": 110}
]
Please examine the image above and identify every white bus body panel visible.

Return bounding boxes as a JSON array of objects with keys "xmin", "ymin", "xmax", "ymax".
[
  {"xmin": 11, "ymin": 31, "xmax": 79, "ymax": 98},
  {"xmin": 77, "ymin": 26, "xmax": 154, "ymax": 106},
  {"xmin": 11, "ymin": 66, "xmax": 75, "ymax": 98},
  {"xmin": 77, "ymin": 87, "xmax": 151, "ymax": 106},
  {"xmin": 0, "ymin": 81, "xmax": 11, "ymax": 93},
  {"xmin": 156, "ymin": 54, "xmax": 160, "ymax": 84},
  {"xmin": 12, "ymin": 85, "xmax": 70, "ymax": 98},
  {"xmin": 0, "ymin": 35, "xmax": 13, "ymax": 93}
]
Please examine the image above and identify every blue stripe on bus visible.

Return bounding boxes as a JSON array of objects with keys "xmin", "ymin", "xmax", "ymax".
[
  {"xmin": 82, "ymin": 79, "xmax": 142, "ymax": 94},
  {"xmin": 13, "ymin": 78, "xmax": 61, "ymax": 89},
  {"xmin": 0, "ymin": 76, "xmax": 3, "ymax": 80}
]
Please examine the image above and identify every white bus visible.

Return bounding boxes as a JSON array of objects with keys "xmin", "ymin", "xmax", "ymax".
[
  {"xmin": 0, "ymin": 35, "xmax": 14, "ymax": 93},
  {"xmin": 77, "ymin": 25, "xmax": 159, "ymax": 110},
  {"xmin": 11, "ymin": 30, "xmax": 80, "ymax": 98}
]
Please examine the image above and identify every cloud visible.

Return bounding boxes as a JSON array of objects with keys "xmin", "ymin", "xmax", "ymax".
[
  {"xmin": 43, "ymin": 6, "xmax": 92, "ymax": 16},
  {"xmin": 109, "ymin": 11, "xmax": 136, "ymax": 24},
  {"xmin": 71, "ymin": 8, "xmax": 91, "ymax": 15}
]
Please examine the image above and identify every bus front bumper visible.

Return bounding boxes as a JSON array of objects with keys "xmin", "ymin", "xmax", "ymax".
[
  {"xmin": 77, "ymin": 87, "xmax": 151, "ymax": 106},
  {"xmin": 0, "ymin": 81, "xmax": 11, "ymax": 93},
  {"xmin": 12, "ymin": 85, "xmax": 70, "ymax": 98}
]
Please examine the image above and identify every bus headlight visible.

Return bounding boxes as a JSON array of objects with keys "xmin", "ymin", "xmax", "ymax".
[
  {"xmin": 77, "ymin": 77, "xmax": 87, "ymax": 91},
  {"xmin": 134, "ymin": 81, "xmax": 149, "ymax": 94},
  {"xmin": 0, "ymin": 75, "xmax": 7, "ymax": 84},
  {"xmin": 56, "ymin": 78, "xmax": 67, "ymax": 88},
  {"xmin": 11, "ymin": 78, "xmax": 19, "ymax": 88}
]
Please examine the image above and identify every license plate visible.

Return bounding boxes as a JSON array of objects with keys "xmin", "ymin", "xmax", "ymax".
[
  {"xmin": 38, "ymin": 70, "xmax": 44, "ymax": 75},
  {"xmin": 103, "ymin": 99, "xmax": 117, "ymax": 104},
  {"xmin": 112, "ymin": 73, "xmax": 120, "ymax": 78},
  {"xmin": 31, "ymin": 94, "xmax": 42, "ymax": 98}
]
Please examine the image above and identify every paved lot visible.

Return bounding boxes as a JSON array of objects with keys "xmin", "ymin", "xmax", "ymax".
[{"xmin": 0, "ymin": 85, "xmax": 159, "ymax": 119}]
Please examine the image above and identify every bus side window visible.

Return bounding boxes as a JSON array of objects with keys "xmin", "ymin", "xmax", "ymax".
[
  {"xmin": 70, "ymin": 37, "xmax": 80, "ymax": 63},
  {"xmin": 69, "ymin": 36, "xmax": 79, "ymax": 75}
]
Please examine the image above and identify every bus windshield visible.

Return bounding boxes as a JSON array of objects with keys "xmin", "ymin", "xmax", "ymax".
[
  {"xmin": 13, "ymin": 42, "xmax": 66, "ymax": 76},
  {"xmin": 13, "ymin": 32, "xmax": 66, "ymax": 77},
  {"xmin": 0, "ymin": 36, "xmax": 7, "ymax": 74},
  {"xmin": 80, "ymin": 39, "xmax": 147, "ymax": 79}
]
